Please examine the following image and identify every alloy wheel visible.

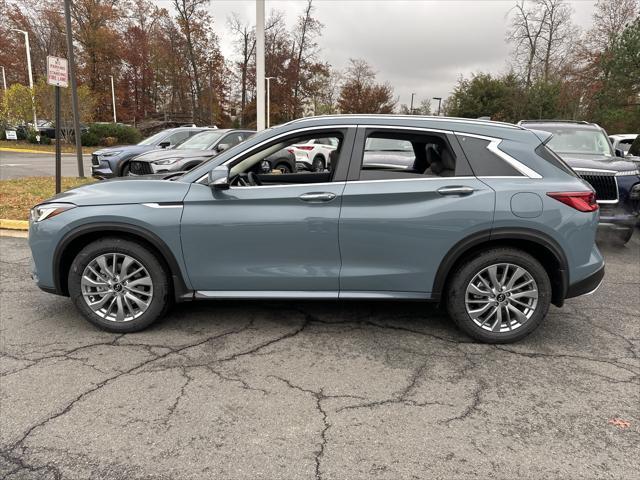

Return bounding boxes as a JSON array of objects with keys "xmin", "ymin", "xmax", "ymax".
[
  {"xmin": 465, "ymin": 263, "xmax": 538, "ymax": 333},
  {"xmin": 80, "ymin": 253, "xmax": 153, "ymax": 322}
]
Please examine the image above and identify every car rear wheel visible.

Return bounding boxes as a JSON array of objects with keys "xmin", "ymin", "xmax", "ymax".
[
  {"xmin": 68, "ymin": 237, "xmax": 170, "ymax": 333},
  {"xmin": 446, "ymin": 248, "xmax": 551, "ymax": 343}
]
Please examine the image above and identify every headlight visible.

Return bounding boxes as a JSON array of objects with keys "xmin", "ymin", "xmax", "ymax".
[
  {"xmin": 29, "ymin": 203, "xmax": 76, "ymax": 222},
  {"xmin": 153, "ymin": 158, "xmax": 179, "ymax": 165},
  {"xmin": 100, "ymin": 151, "xmax": 122, "ymax": 157}
]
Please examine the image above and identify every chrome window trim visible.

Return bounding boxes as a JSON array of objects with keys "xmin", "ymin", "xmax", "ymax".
[
  {"xmin": 455, "ymin": 132, "xmax": 543, "ymax": 179},
  {"xmin": 229, "ymin": 181, "xmax": 345, "ymax": 190},
  {"xmin": 347, "ymin": 176, "xmax": 476, "ymax": 185},
  {"xmin": 196, "ymin": 124, "xmax": 358, "ymax": 183}
]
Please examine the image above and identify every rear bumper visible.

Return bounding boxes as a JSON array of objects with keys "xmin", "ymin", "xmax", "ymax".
[{"xmin": 565, "ymin": 264, "xmax": 605, "ymax": 299}]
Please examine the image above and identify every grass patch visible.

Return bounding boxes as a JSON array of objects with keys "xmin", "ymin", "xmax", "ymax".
[
  {"xmin": 0, "ymin": 140, "xmax": 100, "ymax": 154},
  {"xmin": 0, "ymin": 177, "xmax": 96, "ymax": 220}
]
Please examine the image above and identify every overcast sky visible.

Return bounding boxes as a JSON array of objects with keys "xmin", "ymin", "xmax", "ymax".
[{"xmin": 158, "ymin": 0, "xmax": 597, "ymax": 106}]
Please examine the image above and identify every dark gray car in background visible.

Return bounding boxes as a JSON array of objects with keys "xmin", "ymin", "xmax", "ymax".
[
  {"xmin": 129, "ymin": 129, "xmax": 297, "ymax": 175},
  {"xmin": 91, "ymin": 126, "xmax": 211, "ymax": 178}
]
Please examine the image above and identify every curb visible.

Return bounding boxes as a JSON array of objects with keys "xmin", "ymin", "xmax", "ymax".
[
  {"xmin": 0, "ymin": 147, "xmax": 54, "ymax": 154},
  {"xmin": 0, "ymin": 229, "xmax": 28, "ymax": 238},
  {"xmin": 0, "ymin": 219, "xmax": 29, "ymax": 230}
]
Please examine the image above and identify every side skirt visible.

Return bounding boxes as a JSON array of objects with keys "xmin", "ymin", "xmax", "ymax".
[{"xmin": 194, "ymin": 290, "xmax": 434, "ymax": 300}]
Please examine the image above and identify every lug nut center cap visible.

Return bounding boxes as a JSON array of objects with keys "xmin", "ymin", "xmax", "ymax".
[{"xmin": 497, "ymin": 293, "xmax": 506, "ymax": 302}]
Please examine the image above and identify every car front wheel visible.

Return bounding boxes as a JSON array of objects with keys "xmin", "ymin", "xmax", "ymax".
[
  {"xmin": 68, "ymin": 237, "xmax": 170, "ymax": 332},
  {"xmin": 446, "ymin": 248, "xmax": 551, "ymax": 343}
]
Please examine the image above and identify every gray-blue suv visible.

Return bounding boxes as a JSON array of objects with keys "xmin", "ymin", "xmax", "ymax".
[{"xmin": 29, "ymin": 115, "xmax": 605, "ymax": 343}]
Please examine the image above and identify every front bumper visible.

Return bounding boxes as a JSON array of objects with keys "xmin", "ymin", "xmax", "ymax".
[
  {"xmin": 598, "ymin": 205, "xmax": 638, "ymax": 231},
  {"xmin": 566, "ymin": 264, "xmax": 605, "ymax": 298},
  {"xmin": 91, "ymin": 156, "xmax": 117, "ymax": 179}
]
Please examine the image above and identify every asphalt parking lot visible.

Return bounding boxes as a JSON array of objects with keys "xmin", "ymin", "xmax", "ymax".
[
  {"xmin": 0, "ymin": 151, "xmax": 92, "ymax": 180},
  {"xmin": 1, "ymin": 234, "xmax": 638, "ymax": 479}
]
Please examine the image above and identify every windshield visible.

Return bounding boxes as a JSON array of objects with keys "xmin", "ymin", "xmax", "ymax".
[
  {"xmin": 137, "ymin": 131, "xmax": 167, "ymax": 146},
  {"xmin": 541, "ymin": 126, "xmax": 613, "ymax": 157},
  {"xmin": 176, "ymin": 131, "xmax": 224, "ymax": 150},
  {"xmin": 365, "ymin": 138, "xmax": 413, "ymax": 152}
]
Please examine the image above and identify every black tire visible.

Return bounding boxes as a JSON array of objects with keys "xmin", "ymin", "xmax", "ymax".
[
  {"xmin": 274, "ymin": 163, "xmax": 291, "ymax": 173},
  {"xmin": 311, "ymin": 156, "xmax": 325, "ymax": 172},
  {"xmin": 68, "ymin": 237, "xmax": 170, "ymax": 333},
  {"xmin": 446, "ymin": 248, "xmax": 551, "ymax": 343},
  {"xmin": 617, "ymin": 227, "xmax": 634, "ymax": 245},
  {"xmin": 120, "ymin": 163, "xmax": 130, "ymax": 176}
]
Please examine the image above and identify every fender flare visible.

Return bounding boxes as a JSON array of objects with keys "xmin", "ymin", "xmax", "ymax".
[
  {"xmin": 53, "ymin": 222, "xmax": 192, "ymax": 301},
  {"xmin": 431, "ymin": 227, "xmax": 569, "ymax": 302}
]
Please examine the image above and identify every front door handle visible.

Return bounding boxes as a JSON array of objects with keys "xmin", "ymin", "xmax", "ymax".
[
  {"xmin": 437, "ymin": 186, "xmax": 475, "ymax": 196},
  {"xmin": 299, "ymin": 192, "xmax": 337, "ymax": 203}
]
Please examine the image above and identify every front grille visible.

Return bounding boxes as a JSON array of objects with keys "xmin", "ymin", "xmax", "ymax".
[
  {"xmin": 577, "ymin": 172, "xmax": 618, "ymax": 202},
  {"xmin": 91, "ymin": 154, "xmax": 99, "ymax": 165},
  {"xmin": 129, "ymin": 161, "xmax": 153, "ymax": 175}
]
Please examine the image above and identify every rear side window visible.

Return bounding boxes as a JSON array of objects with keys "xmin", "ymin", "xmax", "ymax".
[
  {"xmin": 535, "ymin": 143, "xmax": 578, "ymax": 177},
  {"xmin": 358, "ymin": 130, "xmax": 459, "ymax": 180},
  {"xmin": 457, "ymin": 136, "xmax": 522, "ymax": 176}
]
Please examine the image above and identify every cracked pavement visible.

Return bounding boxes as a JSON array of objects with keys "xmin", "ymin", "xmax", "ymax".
[{"xmin": 1, "ymin": 235, "xmax": 638, "ymax": 479}]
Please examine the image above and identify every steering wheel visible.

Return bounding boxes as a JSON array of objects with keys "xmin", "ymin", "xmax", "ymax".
[{"xmin": 248, "ymin": 172, "xmax": 262, "ymax": 186}]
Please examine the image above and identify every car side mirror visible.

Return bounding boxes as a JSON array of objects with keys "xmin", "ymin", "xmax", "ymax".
[
  {"xmin": 159, "ymin": 141, "xmax": 171, "ymax": 149},
  {"xmin": 614, "ymin": 148, "xmax": 624, "ymax": 157},
  {"xmin": 217, "ymin": 143, "xmax": 230, "ymax": 152},
  {"xmin": 208, "ymin": 165, "xmax": 230, "ymax": 190}
]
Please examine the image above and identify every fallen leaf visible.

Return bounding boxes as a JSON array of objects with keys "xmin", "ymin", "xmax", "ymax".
[{"xmin": 608, "ymin": 418, "xmax": 631, "ymax": 429}]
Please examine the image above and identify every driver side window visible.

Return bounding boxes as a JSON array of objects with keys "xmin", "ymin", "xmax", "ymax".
[{"xmin": 229, "ymin": 132, "xmax": 344, "ymax": 187}]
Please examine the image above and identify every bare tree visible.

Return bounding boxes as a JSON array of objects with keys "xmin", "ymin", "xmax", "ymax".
[
  {"xmin": 508, "ymin": 0, "xmax": 575, "ymax": 85},
  {"xmin": 508, "ymin": 0, "xmax": 549, "ymax": 87},
  {"xmin": 587, "ymin": 0, "xmax": 639, "ymax": 51}
]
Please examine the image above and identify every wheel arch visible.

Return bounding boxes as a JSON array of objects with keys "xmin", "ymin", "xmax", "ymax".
[
  {"xmin": 433, "ymin": 228, "xmax": 569, "ymax": 307},
  {"xmin": 53, "ymin": 223, "xmax": 192, "ymax": 301}
]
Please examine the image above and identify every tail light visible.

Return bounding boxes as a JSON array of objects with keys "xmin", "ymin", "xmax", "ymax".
[
  {"xmin": 547, "ymin": 191, "xmax": 598, "ymax": 212},
  {"xmin": 287, "ymin": 148, "xmax": 294, "ymax": 154},
  {"xmin": 296, "ymin": 146, "xmax": 314, "ymax": 151}
]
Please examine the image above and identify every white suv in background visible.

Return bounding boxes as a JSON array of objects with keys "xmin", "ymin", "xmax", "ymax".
[{"xmin": 290, "ymin": 137, "xmax": 339, "ymax": 171}]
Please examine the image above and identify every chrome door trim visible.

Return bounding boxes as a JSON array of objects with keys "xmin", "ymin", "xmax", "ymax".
[
  {"xmin": 195, "ymin": 290, "xmax": 340, "ymax": 299},
  {"xmin": 141, "ymin": 203, "xmax": 183, "ymax": 209},
  {"xmin": 229, "ymin": 181, "xmax": 346, "ymax": 190},
  {"xmin": 454, "ymin": 132, "xmax": 543, "ymax": 179}
]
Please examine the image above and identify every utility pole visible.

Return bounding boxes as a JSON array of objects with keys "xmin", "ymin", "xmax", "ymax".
[
  {"xmin": 1, "ymin": 67, "xmax": 6, "ymax": 91},
  {"xmin": 63, "ymin": 0, "xmax": 84, "ymax": 177},
  {"xmin": 265, "ymin": 77, "xmax": 275, "ymax": 128},
  {"xmin": 109, "ymin": 75, "xmax": 117, "ymax": 123},
  {"xmin": 410, "ymin": 92, "xmax": 415, "ymax": 114},
  {"xmin": 256, "ymin": 0, "xmax": 265, "ymax": 131},
  {"xmin": 11, "ymin": 29, "xmax": 37, "ymax": 129},
  {"xmin": 433, "ymin": 97, "xmax": 442, "ymax": 116}
]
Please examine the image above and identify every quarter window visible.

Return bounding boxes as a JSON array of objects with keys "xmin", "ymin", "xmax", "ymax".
[{"xmin": 457, "ymin": 136, "xmax": 522, "ymax": 177}]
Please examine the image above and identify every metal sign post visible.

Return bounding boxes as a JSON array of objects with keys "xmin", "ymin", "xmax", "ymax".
[{"xmin": 47, "ymin": 56, "xmax": 69, "ymax": 194}]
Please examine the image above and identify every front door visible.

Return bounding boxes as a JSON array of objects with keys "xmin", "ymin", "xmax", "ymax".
[
  {"xmin": 180, "ymin": 128, "xmax": 355, "ymax": 295},
  {"xmin": 338, "ymin": 127, "xmax": 495, "ymax": 296}
]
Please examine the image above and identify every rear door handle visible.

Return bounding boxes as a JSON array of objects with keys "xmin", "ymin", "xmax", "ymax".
[
  {"xmin": 437, "ymin": 186, "xmax": 475, "ymax": 196},
  {"xmin": 299, "ymin": 192, "xmax": 337, "ymax": 202}
]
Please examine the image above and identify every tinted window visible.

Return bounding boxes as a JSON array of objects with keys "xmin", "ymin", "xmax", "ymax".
[
  {"xmin": 359, "ymin": 131, "xmax": 457, "ymax": 180},
  {"xmin": 176, "ymin": 131, "xmax": 224, "ymax": 150},
  {"xmin": 457, "ymin": 136, "xmax": 522, "ymax": 176},
  {"xmin": 535, "ymin": 144, "xmax": 577, "ymax": 177},
  {"xmin": 528, "ymin": 125, "xmax": 613, "ymax": 157}
]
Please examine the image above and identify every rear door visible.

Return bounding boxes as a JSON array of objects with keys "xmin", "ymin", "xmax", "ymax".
[{"xmin": 338, "ymin": 126, "xmax": 495, "ymax": 297}]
